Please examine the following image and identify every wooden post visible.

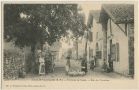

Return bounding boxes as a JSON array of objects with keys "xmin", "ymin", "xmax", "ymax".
[{"xmin": 128, "ymin": 23, "xmax": 134, "ymax": 77}]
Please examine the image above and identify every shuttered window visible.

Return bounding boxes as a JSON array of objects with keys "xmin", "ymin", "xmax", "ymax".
[
  {"xmin": 116, "ymin": 43, "xmax": 120, "ymax": 62},
  {"xmin": 111, "ymin": 43, "xmax": 119, "ymax": 62},
  {"xmin": 111, "ymin": 44, "xmax": 116, "ymax": 61}
]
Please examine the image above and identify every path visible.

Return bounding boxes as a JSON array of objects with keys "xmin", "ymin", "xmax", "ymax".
[{"xmin": 20, "ymin": 59, "xmax": 132, "ymax": 80}]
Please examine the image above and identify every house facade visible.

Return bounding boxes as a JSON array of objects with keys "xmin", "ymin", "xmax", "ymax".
[
  {"xmin": 87, "ymin": 4, "xmax": 134, "ymax": 77},
  {"xmin": 87, "ymin": 10, "xmax": 103, "ymax": 67}
]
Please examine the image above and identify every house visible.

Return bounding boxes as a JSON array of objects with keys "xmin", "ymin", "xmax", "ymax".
[
  {"xmin": 99, "ymin": 4, "xmax": 134, "ymax": 76},
  {"xmin": 86, "ymin": 4, "xmax": 134, "ymax": 77},
  {"xmin": 87, "ymin": 10, "xmax": 103, "ymax": 67}
]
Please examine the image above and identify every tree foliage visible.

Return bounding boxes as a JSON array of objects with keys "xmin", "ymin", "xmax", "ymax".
[
  {"xmin": 4, "ymin": 4, "xmax": 85, "ymax": 48},
  {"xmin": 4, "ymin": 4, "xmax": 86, "ymax": 74}
]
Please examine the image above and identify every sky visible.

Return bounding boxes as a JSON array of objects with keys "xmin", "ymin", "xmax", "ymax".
[{"xmin": 80, "ymin": 3, "xmax": 102, "ymax": 24}]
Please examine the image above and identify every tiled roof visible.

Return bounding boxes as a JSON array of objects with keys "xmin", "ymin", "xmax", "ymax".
[{"xmin": 102, "ymin": 4, "xmax": 134, "ymax": 24}]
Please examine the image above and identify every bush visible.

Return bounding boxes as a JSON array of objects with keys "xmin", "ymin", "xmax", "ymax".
[{"xmin": 4, "ymin": 50, "xmax": 25, "ymax": 80}]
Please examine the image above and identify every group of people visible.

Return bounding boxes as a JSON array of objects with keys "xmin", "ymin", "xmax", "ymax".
[
  {"xmin": 37, "ymin": 49, "xmax": 54, "ymax": 75},
  {"xmin": 81, "ymin": 55, "xmax": 97, "ymax": 74},
  {"xmin": 102, "ymin": 54, "xmax": 113, "ymax": 72},
  {"xmin": 65, "ymin": 51, "xmax": 97, "ymax": 75},
  {"xmin": 90, "ymin": 56, "xmax": 97, "ymax": 70}
]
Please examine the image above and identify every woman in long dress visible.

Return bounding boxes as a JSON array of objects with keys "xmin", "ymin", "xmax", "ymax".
[
  {"xmin": 65, "ymin": 49, "xmax": 72, "ymax": 75},
  {"xmin": 39, "ymin": 55, "xmax": 45, "ymax": 75}
]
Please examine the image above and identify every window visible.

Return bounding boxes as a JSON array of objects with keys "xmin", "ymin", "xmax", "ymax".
[
  {"xmin": 96, "ymin": 43, "xmax": 99, "ymax": 51},
  {"xmin": 111, "ymin": 43, "xmax": 119, "ymax": 62},
  {"xmin": 96, "ymin": 51, "xmax": 102, "ymax": 59},
  {"xmin": 89, "ymin": 49, "xmax": 93, "ymax": 57},
  {"xmin": 96, "ymin": 32, "xmax": 98, "ymax": 39},
  {"xmin": 88, "ymin": 31, "xmax": 93, "ymax": 42},
  {"xmin": 111, "ymin": 44, "xmax": 116, "ymax": 61}
]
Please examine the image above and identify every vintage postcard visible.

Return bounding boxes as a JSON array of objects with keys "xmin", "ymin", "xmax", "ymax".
[{"xmin": 0, "ymin": 0, "xmax": 139, "ymax": 90}]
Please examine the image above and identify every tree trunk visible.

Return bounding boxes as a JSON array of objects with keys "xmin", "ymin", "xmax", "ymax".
[
  {"xmin": 85, "ymin": 37, "xmax": 88, "ymax": 72},
  {"xmin": 31, "ymin": 44, "xmax": 36, "ymax": 55},
  {"xmin": 30, "ymin": 44, "xmax": 38, "ymax": 74},
  {"xmin": 76, "ymin": 37, "xmax": 78, "ymax": 60},
  {"xmin": 85, "ymin": 41, "xmax": 87, "ymax": 57}
]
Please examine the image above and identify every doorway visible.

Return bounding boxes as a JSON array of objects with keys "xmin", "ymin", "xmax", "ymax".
[{"xmin": 109, "ymin": 39, "xmax": 113, "ymax": 71}]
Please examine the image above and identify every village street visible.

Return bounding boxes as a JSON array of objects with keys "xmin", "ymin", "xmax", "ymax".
[
  {"xmin": 3, "ymin": 4, "xmax": 134, "ymax": 81},
  {"xmin": 21, "ymin": 59, "xmax": 131, "ymax": 81},
  {"xmin": 2, "ymin": 3, "xmax": 137, "ymax": 90}
]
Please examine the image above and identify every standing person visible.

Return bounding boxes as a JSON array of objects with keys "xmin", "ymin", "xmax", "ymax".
[
  {"xmin": 108, "ymin": 54, "xmax": 113, "ymax": 72},
  {"xmin": 90, "ymin": 56, "xmax": 95, "ymax": 70},
  {"xmin": 65, "ymin": 55, "xmax": 71, "ymax": 75},
  {"xmin": 94, "ymin": 56, "xmax": 97, "ymax": 67},
  {"xmin": 65, "ymin": 49, "xmax": 72, "ymax": 75},
  {"xmin": 81, "ymin": 55, "xmax": 87, "ymax": 74},
  {"xmin": 39, "ymin": 55, "xmax": 45, "ymax": 75},
  {"xmin": 44, "ymin": 50, "xmax": 50, "ymax": 74},
  {"xmin": 35, "ymin": 49, "xmax": 41, "ymax": 74},
  {"xmin": 102, "ymin": 59, "xmax": 107, "ymax": 72}
]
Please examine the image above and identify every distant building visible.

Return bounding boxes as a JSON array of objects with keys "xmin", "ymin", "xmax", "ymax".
[{"xmin": 87, "ymin": 10, "xmax": 103, "ymax": 66}]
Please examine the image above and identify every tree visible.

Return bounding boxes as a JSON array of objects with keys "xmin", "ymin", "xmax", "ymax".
[
  {"xmin": 71, "ymin": 9, "xmax": 86, "ymax": 59},
  {"xmin": 4, "ymin": 4, "xmax": 80, "ymax": 50},
  {"xmin": 4, "ymin": 4, "xmax": 85, "ymax": 73}
]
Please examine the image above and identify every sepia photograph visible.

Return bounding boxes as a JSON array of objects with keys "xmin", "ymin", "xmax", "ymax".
[{"xmin": 1, "ymin": 1, "xmax": 138, "ymax": 90}]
